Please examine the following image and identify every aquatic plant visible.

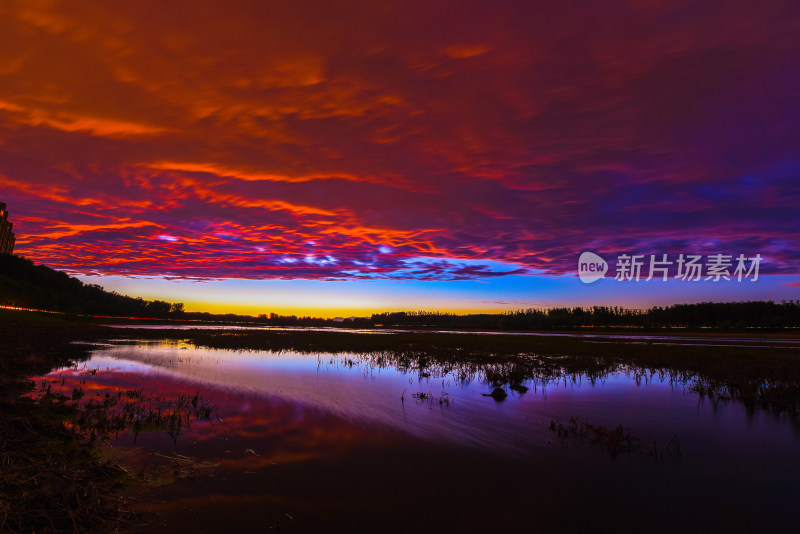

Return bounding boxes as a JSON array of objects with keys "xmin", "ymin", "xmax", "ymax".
[
  {"xmin": 157, "ymin": 328, "xmax": 800, "ymax": 415},
  {"xmin": 411, "ymin": 391, "xmax": 452, "ymax": 406},
  {"xmin": 549, "ymin": 416, "xmax": 681, "ymax": 460},
  {"xmin": 34, "ymin": 380, "xmax": 217, "ymax": 443}
]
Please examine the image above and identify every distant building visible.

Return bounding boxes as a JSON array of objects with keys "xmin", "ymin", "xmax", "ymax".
[{"xmin": 0, "ymin": 202, "xmax": 16, "ymax": 255}]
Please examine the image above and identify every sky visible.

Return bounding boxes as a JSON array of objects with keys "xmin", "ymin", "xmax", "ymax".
[{"xmin": 1, "ymin": 0, "xmax": 799, "ymax": 316}]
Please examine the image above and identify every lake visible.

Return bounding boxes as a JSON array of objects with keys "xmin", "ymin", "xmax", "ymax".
[{"xmin": 38, "ymin": 337, "xmax": 800, "ymax": 532}]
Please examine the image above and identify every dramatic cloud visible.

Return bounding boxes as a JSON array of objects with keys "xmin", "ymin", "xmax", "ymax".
[{"xmin": 1, "ymin": 0, "xmax": 798, "ymax": 281}]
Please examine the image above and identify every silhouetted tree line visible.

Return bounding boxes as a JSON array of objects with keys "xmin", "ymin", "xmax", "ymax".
[
  {"xmin": 369, "ymin": 303, "xmax": 800, "ymax": 330},
  {"xmin": 0, "ymin": 255, "xmax": 184, "ymax": 318},
  {"xmin": 256, "ymin": 312, "xmax": 338, "ymax": 326},
  {"xmin": 2, "ymin": 254, "xmax": 798, "ymax": 329}
]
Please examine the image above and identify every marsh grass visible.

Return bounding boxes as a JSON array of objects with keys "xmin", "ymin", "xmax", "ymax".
[
  {"xmin": 33, "ymin": 380, "xmax": 216, "ymax": 444},
  {"xmin": 0, "ymin": 313, "xmax": 220, "ymax": 532},
  {"xmin": 411, "ymin": 391, "xmax": 452, "ymax": 406},
  {"xmin": 0, "ymin": 400, "xmax": 137, "ymax": 533},
  {"xmin": 549, "ymin": 416, "xmax": 682, "ymax": 460},
  {"xmin": 3, "ymin": 376, "xmax": 219, "ymax": 533},
  {"xmin": 0, "ymin": 314, "xmax": 133, "ymax": 532},
  {"xmin": 143, "ymin": 329, "xmax": 800, "ymax": 415}
]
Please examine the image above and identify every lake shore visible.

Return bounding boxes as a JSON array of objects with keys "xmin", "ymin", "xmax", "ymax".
[
  {"xmin": 3, "ymin": 308, "xmax": 800, "ymax": 532},
  {"xmin": 0, "ymin": 311, "xmax": 137, "ymax": 532}
]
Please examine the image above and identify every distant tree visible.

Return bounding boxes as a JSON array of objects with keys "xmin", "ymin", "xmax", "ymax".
[{"xmin": 146, "ymin": 300, "xmax": 172, "ymax": 318}]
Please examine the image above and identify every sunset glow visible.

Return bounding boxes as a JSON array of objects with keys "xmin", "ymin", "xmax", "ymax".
[{"xmin": 2, "ymin": 1, "xmax": 799, "ymax": 313}]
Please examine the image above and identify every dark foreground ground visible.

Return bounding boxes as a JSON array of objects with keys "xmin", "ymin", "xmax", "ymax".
[
  {"xmin": 2, "ymin": 309, "xmax": 800, "ymax": 532},
  {"xmin": 0, "ymin": 311, "xmax": 133, "ymax": 532}
]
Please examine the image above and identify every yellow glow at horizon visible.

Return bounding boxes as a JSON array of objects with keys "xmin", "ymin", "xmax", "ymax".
[
  {"xmin": 76, "ymin": 275, "xmax": 511, "ymax": 319},
  {"xmin": 175, "ymin": 299, "xmax": 511, "ymax": 318}
]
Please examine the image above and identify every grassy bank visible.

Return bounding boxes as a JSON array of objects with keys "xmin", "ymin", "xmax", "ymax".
[
  {"xmin": 0, "ymin": 310, "xmax": 136, "ymax": 532},
  {"xmin": 0, "ymin": 310, "xmax": 224, "ymax": 532}
]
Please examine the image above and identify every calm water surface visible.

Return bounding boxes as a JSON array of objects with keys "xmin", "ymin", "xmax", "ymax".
[
  {"xmin": 102, "ymin": 324, "xmax": 800, "ymax": 349},
  {"xmin": 41, "ymin": 339, "xmax": 800, "ymax": 532}
]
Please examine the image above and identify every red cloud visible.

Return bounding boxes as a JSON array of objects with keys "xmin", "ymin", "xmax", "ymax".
[{"xmin": 1, "ymin": 1, "xmax": 798, "ymax": 280}]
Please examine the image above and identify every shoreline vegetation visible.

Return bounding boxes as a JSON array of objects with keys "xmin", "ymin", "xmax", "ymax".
[
  {"xmin": 0, "ymin": 310, "xmax": 218, "ymax": 532},
  {"xmin": 0, "ymin": 312, "xmax": 133, "ymax": 532},
  {"xmin": 141, "ymin": 326, "xmax": 800, "ymax": 415}
]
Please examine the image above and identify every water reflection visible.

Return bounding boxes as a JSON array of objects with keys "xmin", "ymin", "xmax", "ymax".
[
  {"xmin": 37, "ymin": 340, "xmax": 800, "ymax": 532},
  {"xmin": 102, "ymin": 324, "xmax": 800, "ymax": 348}
]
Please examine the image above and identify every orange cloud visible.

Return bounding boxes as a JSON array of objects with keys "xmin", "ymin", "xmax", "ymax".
[
  {"xmin": 0, "ymin": 0, "xmax": 798, "ymax": 284},
  {"xmin": 0, "ymin": 99, "xmax": 165, "ymax": 137}
]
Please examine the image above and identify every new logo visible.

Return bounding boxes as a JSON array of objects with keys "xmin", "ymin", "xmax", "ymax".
[{"xmin": 578, "ymin": 251, "xmax": 607, "ymax": 283}]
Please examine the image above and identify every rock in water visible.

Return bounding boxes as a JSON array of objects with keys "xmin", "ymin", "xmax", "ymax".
[
  {"xmin": 509, "ymin": 383, "xmax": 529, "ymax": 394},
  {"xmin": 483, "ymin": 387, "xmax": 507, "ymax": 401}
]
